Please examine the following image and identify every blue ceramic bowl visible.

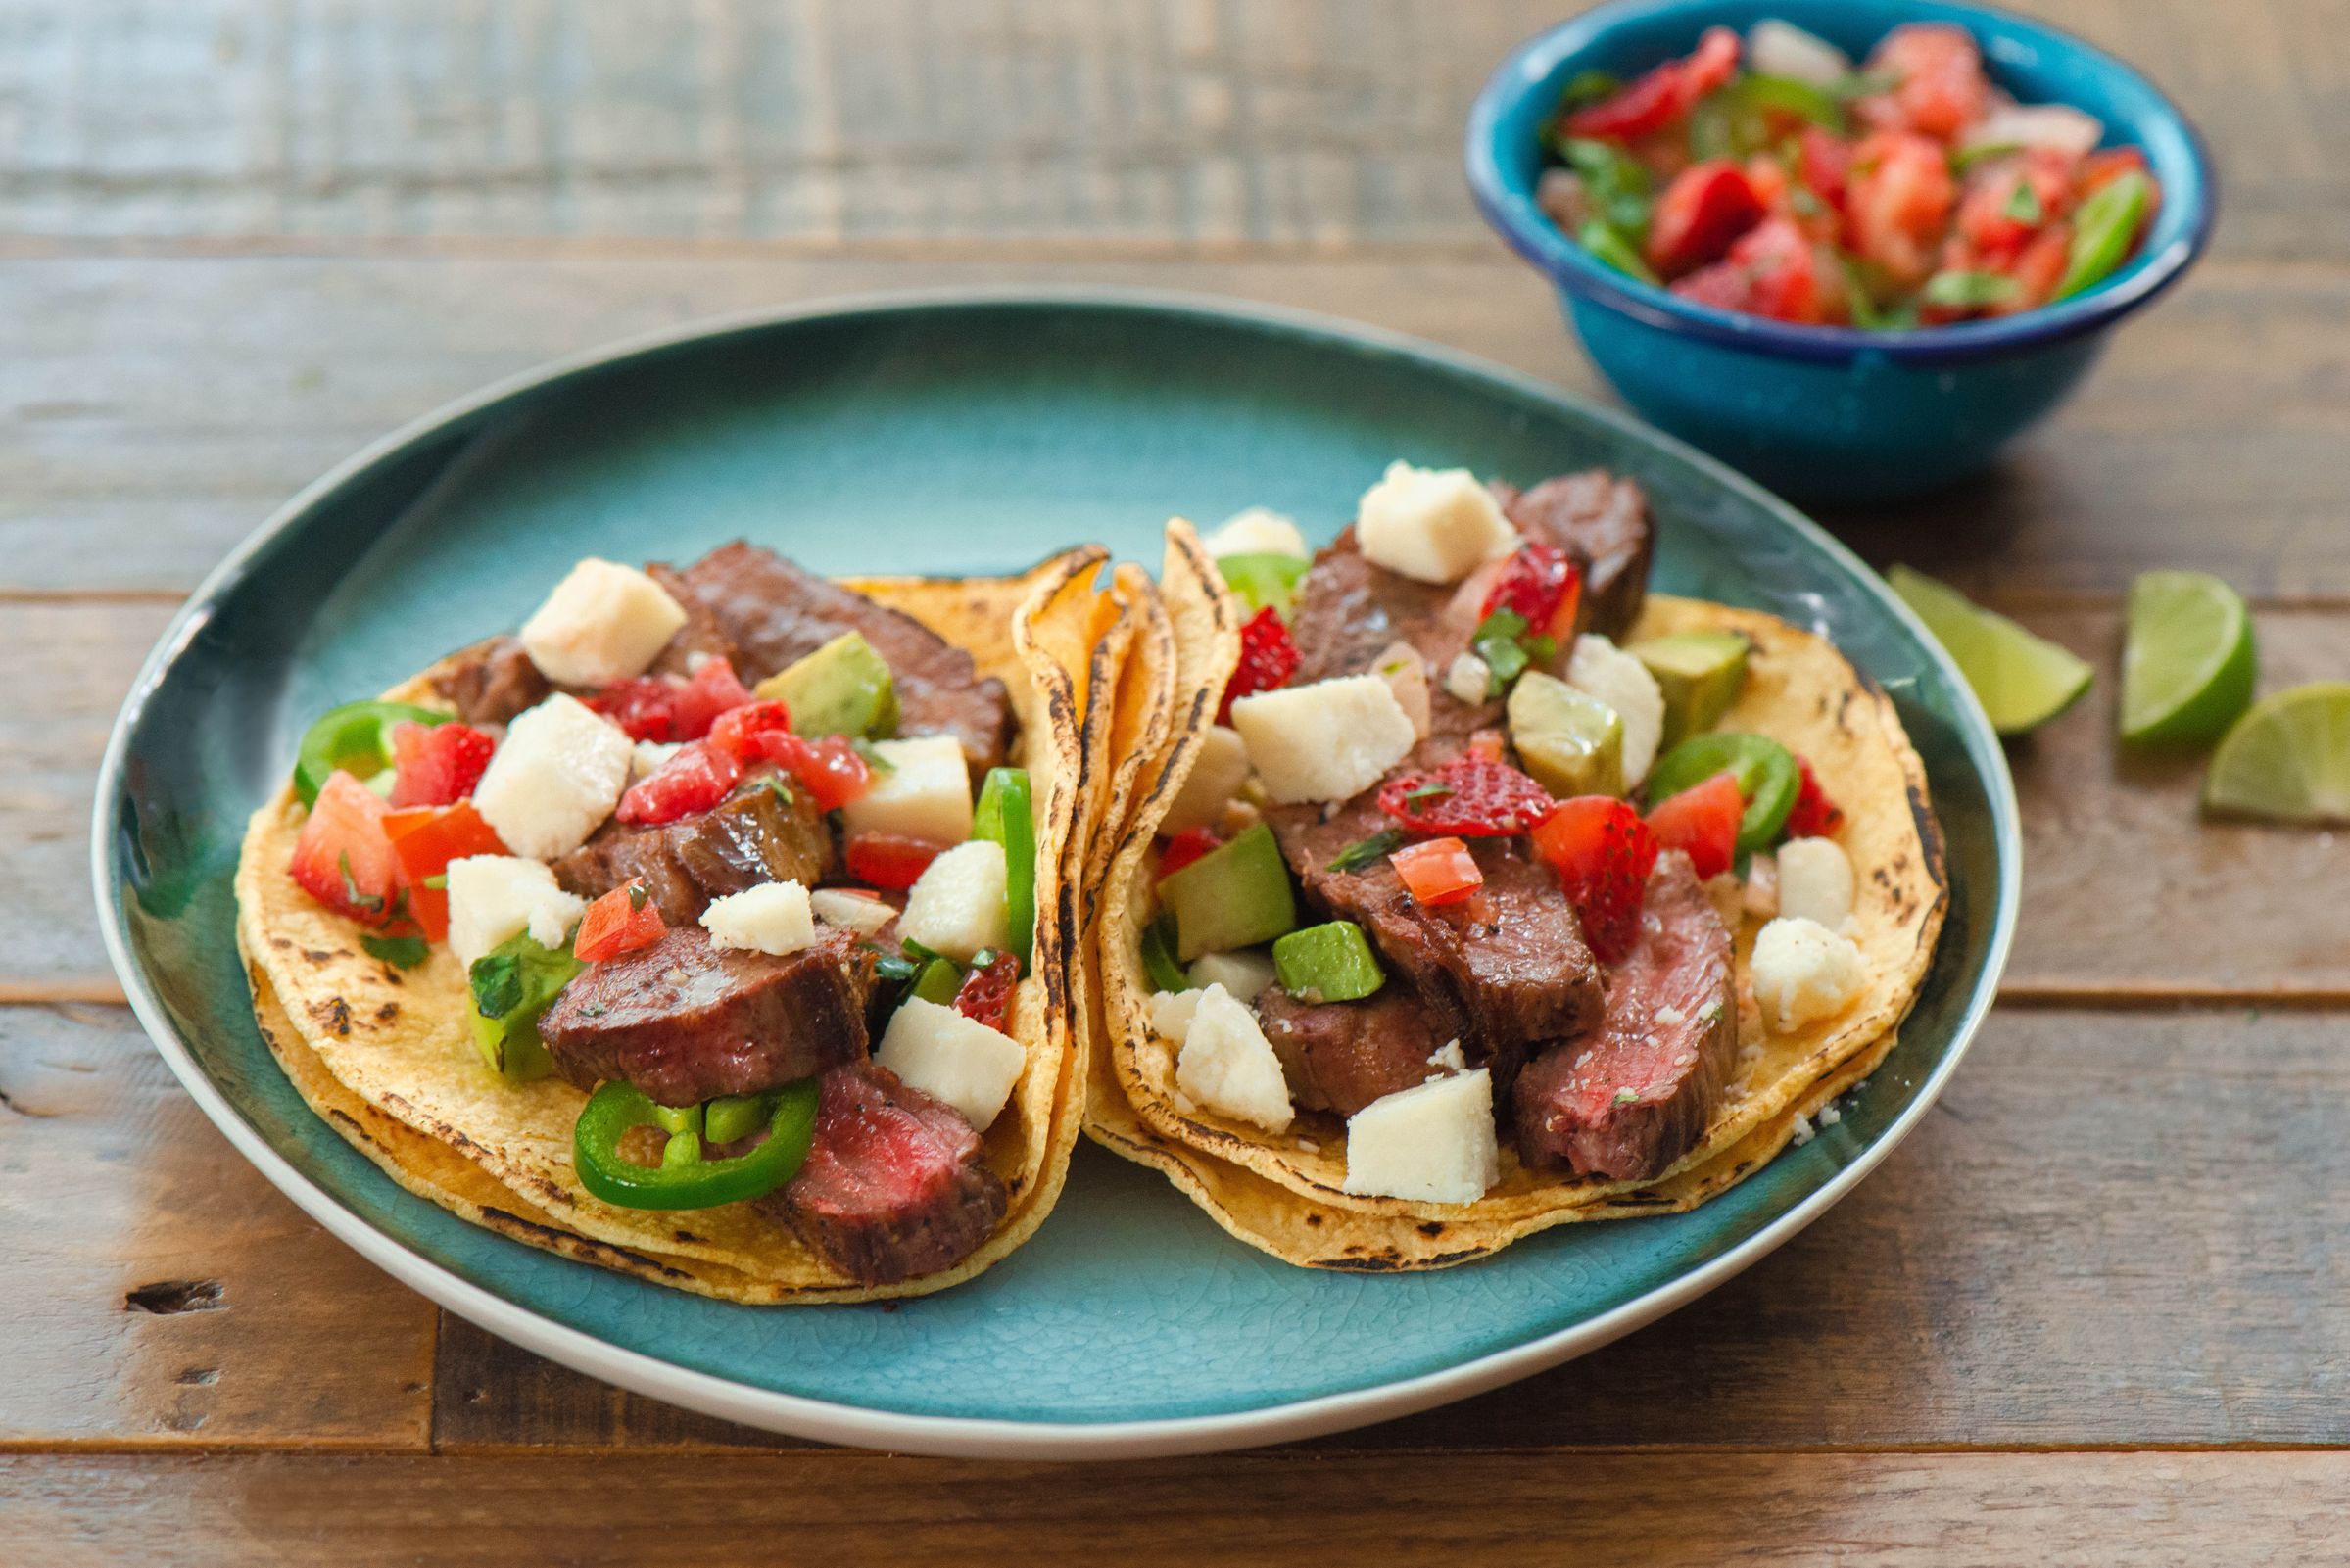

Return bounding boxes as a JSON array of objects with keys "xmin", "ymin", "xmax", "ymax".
[{"xmin": 1465, "ymin": 0, "xmax": 2217, "ymax": 501}]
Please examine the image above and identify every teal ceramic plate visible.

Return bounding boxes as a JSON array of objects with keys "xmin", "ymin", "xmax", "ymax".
[{"xmin": 95, "ymin": 291, "xmax": 2017, "ymax": 1458}]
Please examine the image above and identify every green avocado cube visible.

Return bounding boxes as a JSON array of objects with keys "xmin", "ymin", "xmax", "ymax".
[
  {"xmin": 1508, "ymin": 671, "xmax": 1625, "ymax": 798},
  {"xmin": 1632, "ymin": 630, "xmax": 1751, "ymax": 748},
  {"xmin": 1157, "ymin": 822, "xmax": 1297, "ymax": 962},
  {"xmin": 756, "ymin": 630, "xmax": 899, "ymax": 740},
  {"xmin": 1271, "ymin": 921, "xmax": 1385, "ymax": 1004}
]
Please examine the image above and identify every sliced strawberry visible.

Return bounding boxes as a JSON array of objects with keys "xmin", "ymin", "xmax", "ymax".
[
  {"xmin": 1846, "ymin": 131, "xmax": 1957, "ymax": 287},
  {"xmin": 1562, "ymin": 25, "xmax": 1740, "ymax": 141},
  {"xmin": 289, "ymin": 771, "xmax": 405, "ymax": 927},
  {"xmin": 573, "ymin": 879, "xmax": 666, "ymax": 964},
  {"xmin": 1377, "ymin": 754, "xmax": 1556, "ymax": 838},
  {"xmin": 615, "ymin": 739, "xmax": 743, "ymax": 826},
  {"xmin": 388, "ymin": 720, "xmax": 496, "ymax": 809},
  {"xmin": 753, "ymin": 731, "xmax": 872, "ymax": 811},
  {"xmin": 1529, "ymin": 795, "xmax": 1660, "ymax": 963},
  {"xmin": 588, "ymin": 657, "xmax": 758, "ymax": 743},
  {"xmin": 1646, "ymin": 159, "xmax": 1767, "ymax": 277},
  {"xmin": 1157, "ymin": 827, "xmax": 1223, "ymax": 879},
  {"xmin": 706, "ymin": 699, "xmax": 793, "ymax": 763},
  {"xmin": 1478, "ymin": 542, "xmax": 1582, "ymax": 641},
  {"xmin": 1644, "ymin": 770, "xmax": 1743, "ymax": 880},
  {"xmin": 1783, "ymin": 756, "xmax": 1846, "ymax": 839},
  {"xmin": 952, "ymin": 948, "xmax": 1021, "ymax": 1032},
  {"xmin": 1854, "ymin": 23, "xmax": 1990, "ymax": 141},
  {"xmin": 671, "ymin": 657, "xmax": 757, "ymax": 738},
  {"xmin": 1219, "ymin": 606, "xmax": 1301, "ymax": 724}
]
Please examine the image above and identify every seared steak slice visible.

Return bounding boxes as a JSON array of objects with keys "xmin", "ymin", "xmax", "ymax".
[
  {"xmin": 1511, "ymin": 851, "xmax": 1739, "ymax": 1180},
  {"xmin": 1257, "ymin": 983, "xmax": 1461, "ymax": 1117},
  {"xmin": 649, "ymin": 542, "xmax": 1014, "ymax": 773},
  {"xmin": 1265, "ymin": 786, "xmax": 1602, "ymax": 1086},
  {"xmin": 1286, "ymin": 528, "xmax": 1499, "ymax": 742},
  {"xmin": 1491, "ymin": 471, "xmax": 1653, "ymax": 640},
  {"xmin": 539, "ymin": 925, "xmax": 874, "ymax": 1107},
  {"xmin": 761, "ymin": 1061, "xmax": 1008, "ymax": 1286},
  {"xmin": 434, "ymin": 636, "xmax": 552, "ymax": 726},
  {"xmin": 553, "ymin": 772, "xmax": 833, "ymax": 924}
]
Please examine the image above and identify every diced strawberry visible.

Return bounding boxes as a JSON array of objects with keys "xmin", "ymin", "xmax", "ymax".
[
  {"xmin": 587, "ymin": 657, "xmax": 757, "ymax": 743},
  {"xmin": 1956, "ymin": 149, "xmax": 2077, "ymax": 259},
  {"xmin": 707, "ymin": 700, "xmax": 793, "ymax": 764},
  {"xmin": 1671, "ymin": 217, "xmax": 1837, "ymax": 325},
  {"xmin": 953, "ymin": 948, "xmax": 1022, "ymax": 1032},
  {"xmin": 1783, "ymin": 756, "xmax": 1846, "ymax": 839},
  {"xmin": 1377, "ymin": 754, "xmax": 1557, "ymax": 838},
  {"xmin": 1528, "ymin": 795, "xmax": 1660, "ymax": 964},
  {"xmin": 573, "ymin": 879, "xmax": 666, "ymax": 964},
  {"xmin": 671, "ymin": 657, "xmax": 756, "ymax": 738},
  {"xmin": 1562, "ymin": 26, "xmax": 1741, "ymax": 141},
  {"xmin": 289, "ymin": 772, "xmax": 405, "ymax": 928},
  {"xmin": 382, "ymin": 801, "xmax": 506, "ymax": 942},
  {"xmin": 1157, "ymin": 827, "xmax": 1223, "ymax": 879},
  {"xmin": 1389, "ymin": 836, "xmax": 1484, "ymax": 907},
  {"xmin": 1846, "ymin": 131, "xmax": 1956, "ymax": 287},
  {"xmin": 1478, "ymin": 542, "xmax": 1583, "ymax": 641},
  {"xmin": 753, "ymin": 731, "xmax": 872, "ymax": 811},
  {"xmin": 614, "ymin": 739, "xmax": 743, "ymax": 826},
  {"xmin": 1644, "ymin": 770, "xmax": 1743, "ymax": 880},
  {"xmin": 1995, "ymin": 221, "xmax": 2075, "ymax": 314},
  {"xmin": 1854, "ymin": 24, "xmax": 1990, "ymax": 141},
  {"xmin": 388, "ymin": 721, "xmax": 496, "ymax": 809},
  {"xmin": 1646, "ymin": 160, "xmax": 1766, "ymax": 277},
  {"xmin": 846, "ymin": 833, "xmax": 947, "ymax": 890},
  {"xmin": 1218, "ymin": 606, "xmax": 1301, "ymax": 724},
  {"xmin": 1798, "ymin": 124, "xmax": 1852, "ymax": 215}
]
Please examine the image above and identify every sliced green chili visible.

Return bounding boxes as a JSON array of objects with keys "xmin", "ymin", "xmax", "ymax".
[
  {"xmin": 293, "ymin": 700, "xmax": 446, "ymax": 808},
  {"xmin": 971, "ymin": 766, "xmax": 1037, "ymax": 971},
  {"xmin": 572, "ymin": 1077, "xmax": 819, "ymax": 1211}
]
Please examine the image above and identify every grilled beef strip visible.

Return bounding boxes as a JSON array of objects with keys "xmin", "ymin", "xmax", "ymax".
[
  {"xmin": 434, "ymin": 636, "xmax": 553, "ymax": 727},
  {"xmin": 757, "ymin": 1060, "xmax": 1009, "ymax": 1286},
  {"xmin": 1489, "ymin": 471, "xmax": 1654, "ymax": 641},
  {"xmin": 537, "ymin": 925, "xmax": 875, "ymax": 1108},
  {"xmin": 553, "ymin": 770, "xmax": 833, "ymax": 925},
  {"xmin": 1510, "ymin": 851, "xmax": 1740, "ymax": 1181},
  {"xmin": 1257, "ymin": 982, "xmax": 1463, "ymax": 1117},
  {"xmin": 649, "ymin": 542, "xmax": 1015, "ymax": 774}
]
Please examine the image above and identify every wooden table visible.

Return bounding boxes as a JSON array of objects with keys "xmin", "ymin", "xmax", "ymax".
[{"xmin": 7, "ymin": 1, "xmax": 2348, "ymax": 1559}]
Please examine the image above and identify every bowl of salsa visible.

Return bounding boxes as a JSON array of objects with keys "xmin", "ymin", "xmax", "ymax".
[{"xmin": 1465, "ymin": 0, "xmax": 2216, "ymax": 501}]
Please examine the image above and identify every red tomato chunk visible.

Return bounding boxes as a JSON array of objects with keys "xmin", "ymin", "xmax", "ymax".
[
  {"xmin": 615, "ymin": 739, "xmax": 743, "ymax": 826},
  {"xmin": 1389, "ymin": 836, "xmax": 1485, "ymax": 907},
  {"xmin": 574, "ymin": 880, "xmax": 667, "ymax": 964}
]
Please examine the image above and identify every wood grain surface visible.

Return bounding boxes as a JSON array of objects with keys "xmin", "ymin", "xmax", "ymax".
[{"xmin": 6, "ymin": 0, "xmax": 2346, "ymax": 1557}]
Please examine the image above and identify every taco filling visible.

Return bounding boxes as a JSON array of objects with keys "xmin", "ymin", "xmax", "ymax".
[
  {"xmin": 1107, "ymin": 464, "xmax": 1936, "ymax": 1222},
  {"xmin": 245, "ymin": 541, "xmax": 1093, "ymax": 1296}
]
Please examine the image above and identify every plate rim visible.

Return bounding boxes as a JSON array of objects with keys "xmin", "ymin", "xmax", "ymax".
[{"xmin": 91, "ymin": 283, "xmax": 2021, "ymax": 1460}]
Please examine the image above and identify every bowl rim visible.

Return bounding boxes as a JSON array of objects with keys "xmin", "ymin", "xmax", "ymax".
[{"xmin": 1463, "ymin": 0, "xmax": 2220, "ymax": 366}]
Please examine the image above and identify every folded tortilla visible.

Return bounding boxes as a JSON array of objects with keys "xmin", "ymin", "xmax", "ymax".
[
  {"xmin": 239, "ymin": 547, "xmax": 1129, "ymax": 1303},
  {"xmin": 1082, "ymin": 523, "xmax": 1946, "ymax": 1269}
]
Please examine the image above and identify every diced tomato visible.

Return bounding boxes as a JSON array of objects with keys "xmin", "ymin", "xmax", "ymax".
[
  {"xmin": 754, "ymin": 731, "xmax": 872, "ymax": 811},
  {"xmin": 587, "ymin": 657, "xmax": 757, "ymax": 743},
  {"xmin": 1644, "ymin": 770, "xmax": 1743, "ymax": 881},
  {"xmin": 1956, "ymin": 149, "xmax": 2077, "ymax": 259},
  {"xmin": 1158, "ymin": 827, "xmax": 1223, "ymax": 879},
  {"xmin": 672, "ymin": 657, "xmax": 756, "ymax": 739},
  {"xmin": 1377, "ymin": 753, "xmax": 1556, "ymax": 838},
  {"xmin": 1529, "ymin": 795, "xmax": 1660, "ymax": 964},
  {"xmin": 1562, "ymin": 25, "xmax": 1741, "ymax": 142},
  {"xmin": 707, "ymin": 700, "xmax": 793, "ymax": 764},
  {"xmin": 953, "ymin": 948, "xmax": 1022, "ymax": 1032},
  {"xmin": 1672, "ymin": 217, "xmax": 1837, "ymax": 325},
  {"xmin": 1745, "ymin": 153, "xmax": 1791, "ymax": 215},
  {"xmin": 1389, "ymin": 836, "xmax": 1484, "ymax": 907},
  {"xmin": 1783, "ymin": 756, "xmax": 1846, "ymax": 839},
  {"xmin": 846, "ymin": 833, "xmax": 948, "ymax": 890},
  {"xmin": 388, "ymin": 720, "xmax": 496, "ymax": 809},
  {"xmin": 1854, "ymin": 24, "xmax": 1990, "ymax": 141},
  {"xmin": 289, "ymin": 772, "xmax": 405, "ymax": 928},
  {"xmin": 1846, "ymin": 131, "xmax": 1956, "ymax": 287},
  {"xmin": 382, "ymin": 801, "xmax": 507, "ymax": 941},
  {"xmin": 1646, "ymin": 160, "xmax": 1766, "ymax": 277},
  {"xmin": 1218, "ymin": 606, "xmax": 1302, "ymax": 724},
  {"xmin": 615, "ymin": 739, "xmax": 743, "ymax": 826},
  {"xmin": 1478, "ymin": 542, "xmax": 1583, "ymax": 641},
  {"xmin": 573, "ymin": 880, "xmax": 667, "ymax": 964},
  {"xmin": 1995, "ymin": 221, "xmax": 2074, "ymax": 314},
  {"xmin": 1798, "ymin": 125, "xmax": 1852, "ymax": 215}
]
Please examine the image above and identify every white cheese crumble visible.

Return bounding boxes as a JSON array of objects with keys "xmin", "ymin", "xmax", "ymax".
[
  {"xmin": 1205, "ymin": 507, "xmax": 1310, "ymax": 560},
  {"xmin": 807, "ymin": 887, "xmax": 897, "ymax": 935},
  {"xmin": 1175, "ymin": 984, "xmax": 1293, "ymax": 1131},
  {"xmin": 1149, "ymin": 986, "xmax": 1205, "ymax": 1044},
  {"xmin": 469, "ymin": 692, "xmax": 634, "ymax": 860},
  {"xmin": 875, "ymin": 997, "xmax": 1026, "ymax": 1131},
  {"xmin": 700, "ymin": 879, "xmax": 817, "ymax": 956},
  {"xmin": 1187, "ymin": 948, "xmax": 1276, "ymax": 1004},
  {"xmin": 1751, "ymin": 916, "xmax": 1868, "ymax": 1033},
  {"xmin": 444, "ymin": 855, "xmax": 586, "ymax": 970},
  {"xmin": 1444, "ymin": 652, "xmax": 1492, "ymax": 704},
  {"xmin": 519, "ymin": 558, "xmax": 688, "ymax": 689},
  {"xmin": 1355, "ymin": 461, "xmax": 1519, "ymax": 584},
  {"xmin": 1229, "ymin": 674, "xmax": 1416, "ymax": 805},
  {"xmin": 1341, "ymin": 1069, "xmax": 1500, "ymax": 1205},
  {"xmin": 1426, "ymin": 1039, "xmax": 1467, "ymax": 1072},
  {"xmin": 1777, "ymin": 836, "xmax": 1856, "ymax": 931},
  {"xmin": 839, "ymin": 734, "xmax": 974, "ymax": 846},
  {"xmin": 1372, "ymin": 641, "xmax": 1433, "ymax": 741}
]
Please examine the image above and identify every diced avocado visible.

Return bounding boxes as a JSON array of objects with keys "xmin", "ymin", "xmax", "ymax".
[
  {"xmin": 1271, "ymin": 921, "xmax": 1385, "ymax": 1004},
  {"xmin": 466, "ymin": 932, "xmax": 579, "ymax": 1082},
  {"xmin": 755, "ymin": 630, "xmax": 899, "ymax": 740},
  {"xmin": 1508, "ymin": 670, "xmax": 1625, "ymax": 798},
  {"xmin": 468, "ymin": 1007, "xmax": 555, "ymax": 1081},
  {"xmin": 1633, "ymin": 630, "xmax": 1751, "ymax": 748},
  {"xmin": 910, "ymin": 956, "xmax": 964, "ymax": 1007},
  {"xmin": 1158, "ymin": 822, "xmax": 1298, "ymax": 962}
]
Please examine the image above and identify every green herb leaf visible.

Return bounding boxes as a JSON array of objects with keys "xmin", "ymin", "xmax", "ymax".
[
  {"xmin": 1830, "ymin": 69, "xmax": 1901, "ymax": 102},
  {"xmin": 1402, "ymin": 781, "xmax": 1453, "ymax": 805},
  {"xmin": 1613, "ymin": 1087, "xmax": 1641, "ymax": 1106},
  {"xmin": 900, "ymin": 937, "xmax": 953, "ymax": 971},
  {"xmin": 1950, "ymin": 140, "xmax": 2023, "ymax": 173},
  {"xmin": 767, "ymin": 778, "xmax": 796, "ymax": 809},
  {"xmin": 2003, "ymin": 178, "xmax": 2044, "ymax": 224},
  {"xmin": 1557, "ymin": 69, "xmax": 1622, "ymax": 112},
  {"xmin": 1576, "ymin": 220, "xmax": 1660, "ymax": 286},
  {"xmin": 1140, "ymin": 913, "xmax": 1190, "ymax": 994},
  {"xmin": 362, "ymin": 933, "xmax": 429, "ymax": 970},
  {"xmin": 469, "ymin": 953, "xmax": 523, "ymax": 1020},
  {"xmin": 1471, "ymin": 608, "xmax": 1550, "ymax": 696},
  {"xmin": 627, "ymin": 879, "xmax": 649, "ymax": 912},
  {"xmin": 869, "ymin": 951, "xmax": 920, "ymax": 986},
  {"xmin": 1922, "ymin": 269, "xmax": 2021, "ymax": 309},
  {"xmin": 1327, "ymin": 829, "xmax": 1407, "ymax": 874},
  {"xmin": 422, "ymin": 873, "xmax": 448, "ymax": 890},
  {"xmin": 849, "ymin": 737, "xmax": 895, "ymax": 773},
  {"xmin": 338, "ymin": 852, "xmax": 385, "ymax": 915}
]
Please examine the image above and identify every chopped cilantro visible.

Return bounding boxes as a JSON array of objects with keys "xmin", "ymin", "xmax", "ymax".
[
  {"xmin": 626, "ymin": 879, "xmax": 649, "ymax": 912},
  {"xmin": 338, "ymin": 852, "xmax": 385, "ymax": 915},
  {"xmin": 1327, "ymin": 829, "xmax": 1407, "ymax": 874},
  {"xmin": 361, "ymin": 933, "xmax": 429, "ymax": 970},
  {"xmin": 469, "ymin": 953, "xmax": 523, "ymax": 1019},
  {"xmin": 849, "ymin": 738, "xmax": 895, "ymax": 773},
  {"xmin": 1613, "ymin": 1087, "xmax": 1640, "ymax": 1106},
  {"xmin": 1469, "ymin": 609, "xmax": 1557, "ymax": 697},
  {"xmin": 2003, "ymin": 179, "xmax": 2043, "ymax": 224}
]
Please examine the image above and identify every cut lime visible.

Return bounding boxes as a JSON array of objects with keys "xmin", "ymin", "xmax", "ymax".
[
  {"xmin": 1888, "ymin": 565, "xmax": 2093, "ymax": 736},
  {"xmin": 2201, "ymin": 682, "xmax": 2350, "ymax": 825},
  {"xmin": 2120, "ymin": 571, "xmax": 2255, "ymax": 746}
]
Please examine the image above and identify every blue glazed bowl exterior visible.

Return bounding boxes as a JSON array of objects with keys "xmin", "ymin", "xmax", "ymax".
[{"xmin": 1468, "ymin": 0, "xmax": 2217, "ymax": 502}]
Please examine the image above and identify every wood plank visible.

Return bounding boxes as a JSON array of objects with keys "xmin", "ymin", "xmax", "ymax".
[
  {"xmin": 0, "ymin": 0, "xmax": 2339, "ymax": 263},
  {"xmin": 4, "ymin": 254, "xmax": 2347, "ymax": 597},
  {"xmin": 0, "ymin": 1004, "xmax": 437, "ymax": 1447},
  {"xmin": 9, "ymin": 1449, "xmax": 2350, "ymax": 1564},
  {"xmin": 436, "ymin": 1007, "xmax": 2350, "ymax": 1451}
]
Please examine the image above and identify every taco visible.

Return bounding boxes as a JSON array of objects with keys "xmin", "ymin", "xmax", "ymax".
[
  {"xmin": 1087, "ymin": 469, "xmax": 1946, "ymax": 1269},
  {"xmin": 239, "ymin": 540, "xmax": 1127, "ymax": 1302}
]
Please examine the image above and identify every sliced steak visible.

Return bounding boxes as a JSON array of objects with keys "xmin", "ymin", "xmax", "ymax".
[
  {"xmin": 1491, "ymin": 471, "xmax": 1654, "ymax": 640},
  {"xmin": 538, "ymin": 925, "xmax": 874, "ymax": 1107},
  {"xmin": 1510, "ymin": 850, "xmax": 1739, "ymax": 1181},
  {"xmin": 650, "ymin": 542, "xmax": 1014, "ymax": 773},
  {"xmin": 553, "ymin": 772, "xmax": 833, "ymax": 924},
  {"xmin": 1256, "ymin": 983, "xmax": 1461, "ymax": 1117},
  {"xmin": 1286, "ymin": 528, "xmax": 1499, "ymax": 743},
  {"xmin": 760, "ymin": 1061, "xmax": 1008, "ymax": 1286},
  {"xmin": 1265, "ymin": 786, "xmax": 1602, "ymax": 1088},
  {"xmin": 433, "ymin": 636, "xmax": 552, "ymax": 726}
]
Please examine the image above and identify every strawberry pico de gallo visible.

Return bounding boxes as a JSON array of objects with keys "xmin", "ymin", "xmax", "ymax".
[{"xmin": 1537, "ymin": 18, "xmax": 2162, "ymax": 328}]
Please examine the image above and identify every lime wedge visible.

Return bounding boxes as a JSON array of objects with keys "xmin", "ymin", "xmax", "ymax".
[
  {"xmin": 2201, "ymin": 682, "xmax": 2350, "ymax": 824},
  {"xmin": 1888, "ymin": 565, "xmax": 2093, "ymax": 736},
  {"xmin": 2120, "ymin": 571, "xmax": 2255, "ymax": 746}
]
